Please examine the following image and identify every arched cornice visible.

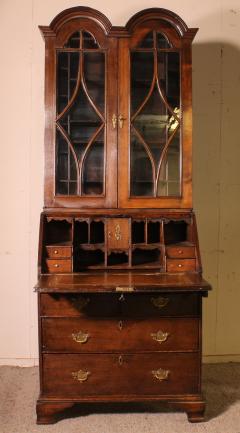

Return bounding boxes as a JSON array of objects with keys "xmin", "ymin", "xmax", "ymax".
[
  {"xmin": 126, "ymin": 8, "xmax": 197, "ymax": 39},
  {"xmin": 39, "ymin": 6, "xmax": 112, "ymax": 39},
  {"xmin": 39, "ymin": 7, "xmax": 198, "ymax": 41}
]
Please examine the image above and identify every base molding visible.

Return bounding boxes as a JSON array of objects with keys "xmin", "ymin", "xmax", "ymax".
[{"xmin": 36, "ymin": 395, "xmax": 205, "ymax": 424}]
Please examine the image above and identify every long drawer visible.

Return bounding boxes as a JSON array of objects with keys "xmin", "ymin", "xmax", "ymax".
[
  {"xmin": 42, "ymin": 317, "xmax": 199, "ymax": 353},
  {"xmin": 40, "ymin": 293, "xmax": 199, "ymax": 317},
  {"xmin": 42, "ymin": 353, "xmax": 199, "ymax": 397}
]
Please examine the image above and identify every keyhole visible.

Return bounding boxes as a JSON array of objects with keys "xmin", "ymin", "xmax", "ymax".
[
  {"xmin": 118, "ymin": 320, "xmax": 123, "ymax": 331},
  {"xmin": 119, "ymin": 294, "xmax": 125, "ymax": 302},
  {"xmin": 118, "ymin": 355, "xmax": 123, "ymax": 366}
]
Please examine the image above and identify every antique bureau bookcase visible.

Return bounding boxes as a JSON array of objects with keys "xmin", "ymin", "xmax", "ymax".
[{"xmin": 35, "ymin": 7, "xmax": 211, "ymax": 424}]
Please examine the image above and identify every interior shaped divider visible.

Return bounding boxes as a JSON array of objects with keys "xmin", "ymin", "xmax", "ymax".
[
  {"xmin": 147, "ymin": 220, "xmax": 160, "ymax": 243},
  {"xmin": 74, "ymin": 247, "xmax": 105, "ymax": 270},
  {"xmin": 107, "ymin": 251, "xmax": 129, "ymax": 266},
  {"xmin": 164, "ymin": 220, "xmax": 188, "ymax": 245},
  {"xmin": 132, "ymin": 220, "xmax": 145, "ymax": 243},
  {"xmin": 44, "ymin": 218, "xmax": 72, "ymax": 245},
  {"xmin": 90, "ymin": 220, "xmax": 105, "ymax": 243},
  {"xmin": 74, "ymin": 219, "xmax": 89, "ymax": 244},
  {"xmin": 132, "ymin": 247, "xmax": 161, "ymax": 266}
]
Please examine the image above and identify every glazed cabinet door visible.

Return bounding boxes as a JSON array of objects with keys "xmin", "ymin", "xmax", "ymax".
[
  {"xmin": 118, "ymin": 19, "xmax": 194, "ymax": 208},
  {"xmin": 41, "ymin": 16, "xmax": 118, "ymax": 208}
]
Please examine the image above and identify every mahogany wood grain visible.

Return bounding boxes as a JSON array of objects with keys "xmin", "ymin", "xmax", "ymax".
[
  {"xmin": 45, "ymin": 246, "xmax": 72, "ymax": 258},
  {"xmin": 42, "ymin": 353, "xmax": 199, "ymax": 397},
  {"xmin": 36, "ymin": 7, "xmax": 210, "ymax": 425},
  {"xmin": 166, "ymin": 245, "xmax": 195, "ymax": 258},
  {"xmin": 166, "ymin": 259, "xmax": 196, "ymax": 273},
  {"xmin": 40, "ymin": 293, "xmax": 200, "ymax": 317},
  {"xmin": 36, "ymin": 272, "xmax": 211, "ymax": 293},
  {"xmin": 41, "ymin": 317, "xmax": 199, "ymax": 352},
  {"xmin": 106, "ymin": 218, "xmax": 130, "ymax": 250},
  {"xmin": 45, "ymin": 259, "xmax": 72, "ymax": 273}
]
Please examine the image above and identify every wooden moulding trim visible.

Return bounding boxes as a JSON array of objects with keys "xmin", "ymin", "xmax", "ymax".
[
  {"xmin": 46, "ymin": 7, "xmax": 111, "ymax": 38},
  {"xmin": 39, "ymin": 7, "xmax": 198, "ymax": 41},
  {"xmin": 125, "ymin": 8, "xmax": 198, "ymax": 40}
]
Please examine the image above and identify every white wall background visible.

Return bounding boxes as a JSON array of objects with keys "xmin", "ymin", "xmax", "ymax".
[{"xmin": 1, "ymin": 0, "xmax": 240, "ymax": 365}]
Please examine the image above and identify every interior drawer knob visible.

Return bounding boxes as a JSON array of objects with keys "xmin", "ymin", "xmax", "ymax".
[
  {"xmin": 152, "ymin": 368, "xmax": 170, "ymax": 381},
  {"xmin": 54, "ymin": 263, "xmax": 59, "ymax": 268},
  {"xmin": 54, "ymin": 250, "xmax": 58, "ymax": 254},
  {"xmin": 72, "ymin": 370, "xmax": 90, "ymax": 382},
  {"xmin": 178, "ymin": 264, "xmax": 183, "ymax": 268},
  {"xmin": 151, "ymin": 330, "xmax": 169, "ymax": 344},
  {"xmin": 151, "ymin": 296, "xmax": 169, "ymax": 309},
  {"xmin": 178, "ymin": 250, "xmax": 183, "ymax": 254},
  {"xmin": 71, "ymin": 331, "xmax": 89, "ymax": 344}
]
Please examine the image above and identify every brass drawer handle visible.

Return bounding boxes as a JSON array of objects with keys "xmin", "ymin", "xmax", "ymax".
[
  {"xmin": 151, "ymin": 296, "xmax": 169, "ymax": 309},
  {"xmin": 152, "ymin": 368, "xmax": 169, "ymax": 381},
  {"xmin": 72, "ymin": 331, "xmax": 89, "ymax": 344},
  {"xmin": 72, "ymin": 369, "xmax": 90, "ymax": 382},
  {"xmin": 151, "ymin": 330, "xmax": 169, "ymax": 344}
]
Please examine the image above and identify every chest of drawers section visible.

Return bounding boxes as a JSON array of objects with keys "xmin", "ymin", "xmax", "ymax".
[{"xmin": 38, "ymin": 292, "xmax": 202, "ymax": 415}]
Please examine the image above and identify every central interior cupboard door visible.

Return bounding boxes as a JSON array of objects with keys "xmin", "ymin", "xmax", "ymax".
[
  {"xmin": 44, "ymin": 19, "xmax": 118, "ymax": 208},
  {"xmin": 118, "ymin": 23, "xmax": 193, "ymax": 209}
]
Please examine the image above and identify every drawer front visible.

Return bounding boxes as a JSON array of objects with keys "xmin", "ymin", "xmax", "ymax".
[
  {"xmin": 166, "ymin": 246, "xmax": 195, "ymax": 259},
  {"xmin": 45, "ymin": 246, "xmax": 72, "ymax": 259},
  {"xmin": 40, "ymin": 293, "xmax": 199, "ymax": 318},
  {"xmin": 40, "ymin": 293, "xmax": 120, "ymax": 317},
  {"xmin": 40, "ymin": 293, "xmax": 200, "ymax": 317},
  {"xmin": 45, "ymin": 259, "xmax": 72, "ymax": 273},
  {"xmin": 42, "ymin": 353, "xmax": 199, "ymax": 397},
  {"xmin": 42, "ymin": 317, "xmax": 199, "ymax": 353},
  {"xmin": 166, "ymin": 259, "xmax": 196, "ymax": 273},
  {"xmin": 122, "ymin": 293, "xmax": 199, "ymax": 317}
]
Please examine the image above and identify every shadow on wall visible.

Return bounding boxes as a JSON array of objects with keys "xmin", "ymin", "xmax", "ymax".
[{"xmin": 191, "ymin": 40, "xmax": 240, "ymax": 276}]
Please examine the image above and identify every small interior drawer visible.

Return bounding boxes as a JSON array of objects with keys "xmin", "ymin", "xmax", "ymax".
[
  {"xmin": 166, "ymin": 259, "xmax": 196, "ymax": 273},
  {"xmin": 45, "ymin": 246, "xmax": 72, "ymax": 258},
  {"xmin": 45, "ymin": 259, "xmax": 72, "ymax": 273},
  {"xmin": 166, "ymin": 246, "xmax": 195, "ymax": 259}
]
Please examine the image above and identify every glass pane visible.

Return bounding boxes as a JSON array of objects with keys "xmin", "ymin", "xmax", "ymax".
[
  {"xmin": 157, "ymin": 32, "xmax": 171, "ymax": 49},
  {"xmin": 56, "ymin": 130, "xmax": 78, "ymax": 195},
  {"xmin": 57, "ymin": 52, "xmax": 80, "ymax": 115},
  {"xmin": 131, "ymin": 52, "xmax": 154, "ymax": 113},
  {"xmin": 158, "ymin": 52, "xmax": 180, "ymax": 109},
  {"xmin": 64, "ymin": 31, "xmax": 80, "ymax": 48},
  {"xmin": 130, "ymin": 45, "xmax": 181, "ymax": 198},
  {"xmin": 83, "ymin": 31, "xmax": 99, "ymax": 49},
  {"xmin": 138, "ymin": 31, "xmax": 154, "ymax": 48},
  {"xmin": 84, "ymin": 52, "xmax": 105, "ymax": 114},
  {"xmin": 130, "ymin": 130, "xmax": 154, "ymax": 196},
  {"xmin": 158, "ymin": 128, "xmax": 180, "ymax": 196},
  {"xmin": 133, "ymin": 84, "xmax": 170, "ymax": 165},
  {"xmin": 82, "ymin": 131, "xmax": 104, "ymax": 195}
]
